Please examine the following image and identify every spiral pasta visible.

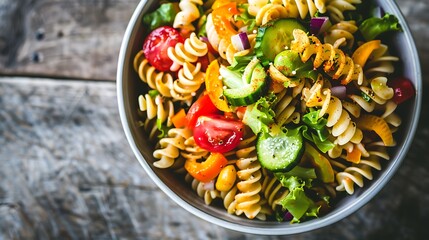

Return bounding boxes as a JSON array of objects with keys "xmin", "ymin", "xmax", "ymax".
[
  {"xmin": 324, "ymin": 20, "xmax": 358, "ymax": 49},
  {"xmin": 291, "ymin": 29, "xmax": 364, "ymax": 85},
  {"xmin": 173, "ymin": 0, "xmax": 203, "ymax": 31},
  {"xmin": 364, "ymin": 44, "xmax": 399, "ymax": 77},
  {"xmin": 332, "ymin": 144, "xmax": 389, "ymax": 194},
  {"xmin": 138, "ymin": 94, "xmax": 175, "ymax": 142},
  {"xmin": 254, "ymin": 0, "xmax": 326, "ymax": 26},
  {"xmin": 274, "ymin": 88, "xmax": 301, "ymax": 126},
  {"xmin": 302, "ymin": 76, "xmax": 363, "ymax": 146},
  {"xmin": 170, "ymin": 61, "xmax": 205, "ymax": 105},
  {"xmin": 134, "ymin": 51, "xmax": 174, "ymax": 97},
  {"xmin": 326, "ymin": 0, "xmax": 362, "ymax": 23},
  {"xmin": 153, "ymin": 128, "xmax": 192, "ymax": 168},
  {"xmin": 168, "ymin": 32, "xmax": 208, "ymax": 71},
  {"xmin": 261, "ymin": 169, "xmax": 289, "ymax": 210}
]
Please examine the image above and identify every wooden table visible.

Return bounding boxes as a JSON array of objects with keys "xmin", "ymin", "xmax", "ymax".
[{"xmin": 1, "ymin": 0, "xmax": 428, "ymax": 239}]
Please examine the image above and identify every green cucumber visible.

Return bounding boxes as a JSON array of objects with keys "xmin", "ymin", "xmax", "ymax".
[
  {"xmin": 255, "ymin": 18, "xmax": 307, "ymax": 66},
  {"xmin": 257, "ymin": 128, "xmax": 304, "ymax": 172},
  {"xmin": 222, "ymin": 58, "xmax": 268, "ymax": 106}
]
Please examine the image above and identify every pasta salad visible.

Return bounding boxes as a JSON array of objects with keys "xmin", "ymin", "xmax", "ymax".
[{"xmin": 132, "ymin": 0, "xmax": 415, "ymax": 223}]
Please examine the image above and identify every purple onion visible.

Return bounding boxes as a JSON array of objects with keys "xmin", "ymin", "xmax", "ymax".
[
  {"xmin": 331, "ymin": 85, "xmax": 347, "ymax": 99},
  {"xmin": 231, "ymin": 32, "xmax": 250, "ymax": 51},
  {"xmin": 310, "ymin": 17, "xmax": 331, "ymax": 35},
  {"xmin": 284, "ymin": 211, "xmax": 294, "ymax": 221}
]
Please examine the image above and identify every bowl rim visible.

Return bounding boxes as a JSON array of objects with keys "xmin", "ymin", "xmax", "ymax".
[{"xmin": 116, "ymin": 0, "xmax": 423, "ymax": 235}]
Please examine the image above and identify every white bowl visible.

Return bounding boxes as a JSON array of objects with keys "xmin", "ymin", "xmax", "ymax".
[{"xmin": 117, "ymin": 0, "xmax": 422, "ymax": 235}]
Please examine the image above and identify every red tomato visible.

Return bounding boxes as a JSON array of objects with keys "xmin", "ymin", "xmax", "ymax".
[
  {"xmin": 389, "ymin": 77, "xmax": 415, "ymax": 104},
  {"xmin": 193, "ymin": 115, "xmax": 244, "ymax": 153},
  {"xmin": 143, "ymin": 26, "xmax": 184, "ymax": 72},
  {"xmin": 186, "ymin": 94, "xmax": 220, "ymax": 128}
]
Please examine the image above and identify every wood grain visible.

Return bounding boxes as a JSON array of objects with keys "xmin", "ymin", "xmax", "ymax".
[{"xmin": 0, "ymin": 76, "xmax": 428, "ymax": 239}]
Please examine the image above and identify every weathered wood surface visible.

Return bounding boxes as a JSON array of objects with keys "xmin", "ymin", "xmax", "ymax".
[
  {"xmin": 0, "ymin": 0, "xmax": 141, "ymax": 80},
  {"xmin": 0, "ymin": 77, "xmax": 428, "ymax": 239},
  {"xmin": 0, "ymin": 0, "xmax": 429, "ymax": 239}
]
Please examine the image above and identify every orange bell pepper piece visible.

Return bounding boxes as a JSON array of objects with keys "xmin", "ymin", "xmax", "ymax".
[
  {"xmin": 346, "ymin": 147, "xmax": 362, "ymax": 164},
  {"xmin": 211, "ymin": 2, "xmax": 239, "ymax": 42},
  {"xmin": 171, "ymin": 109, "xmax": 187, "ymax": 128},
  {"xmin": 205, "ymin": 60, "xmax": 232, "ymax": 112},
  {"xmin": 185, "ymin": 152, "xmax": 228, "ymax": 182}
]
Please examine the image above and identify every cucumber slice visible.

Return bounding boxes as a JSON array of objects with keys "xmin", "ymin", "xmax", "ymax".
[
  {"xmin": 255, "ymin": 18, "xmax": 307, "ymax": 66},
  {"xmin": 223, "ymin": 59, "xmax": 268, "ymax": 106},
  {"xmin": 257, "ymin": 128, "xmax": 304, "ymax": 172}
]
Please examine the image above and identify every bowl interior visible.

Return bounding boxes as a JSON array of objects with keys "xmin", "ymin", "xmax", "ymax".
[{"xmin": 117, "ymin": 0, "xmax": 422, "ymax": 235}]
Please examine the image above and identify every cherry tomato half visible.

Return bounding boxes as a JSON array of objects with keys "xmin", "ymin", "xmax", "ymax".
[
  {"xmin": 143, "ymin": 26, "xmax": 184, "ymax": 72},
  {"xmin": 193, "ymin": 115, "xmax": 244, "ymax": 153},
  {"xmin": 186, "ymin": 94, "xmax": 220, "ymax": 129},
  {"xmin": 389, "ymin": 77, "xmax": 415, "ymax": 104}
]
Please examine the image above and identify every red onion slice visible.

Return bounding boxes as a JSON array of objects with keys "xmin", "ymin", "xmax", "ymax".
[
  {"xmin": 231, "ymin": 32, "xmax": 250, "ymax": 51},
  {"xmin": 310, "ymin": 17, "xmax": 331, "ymax": 35},
  {"xmin": 331, "ymin": 85, "xmax": 347, "ymax": 99}
]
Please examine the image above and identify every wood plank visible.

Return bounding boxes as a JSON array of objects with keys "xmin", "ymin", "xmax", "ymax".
[
  {"xmin": 0, "ymin": 0, "xmax": 140, "ymax": 80},
  {"xmin": 0, "ymin": 0, "xmax": 428, "ymax": 81},
  {"xmin": 1, "ymin": 76, "xmax": 428, "ymax": 239}
]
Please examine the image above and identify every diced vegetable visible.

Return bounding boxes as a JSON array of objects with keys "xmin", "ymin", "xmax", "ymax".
[
  {"xmin": 171, "ymin": 109, "xmax": 187, "ymax": 128},
  {"xmin": 331, "ymin": 86, "xmax": 347, "ymax": 99},
  {"xmin": 186, "ymin": 94, "xmax": 220, "ymax": 129},
  {"xmin": 231, "ymin": 32, "xmax": 251, "ymax": 51},
  {"xmin": 346, "ymin": 147, "xmax": 362, "ymax": 164},
  {"xmin": 273, "ymin": 50, "xmax": 318, "ymax": 81},
  {"xmin": 310, "ymin": 17, "xmax": 331, "ymax": 35}
]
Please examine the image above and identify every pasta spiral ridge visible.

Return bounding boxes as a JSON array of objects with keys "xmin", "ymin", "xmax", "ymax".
[
  {"xmin": 134, "ymin": 51, "xmax": 174, "ymax": 97},
  {"xmin": 326, "ymin": 0, "xmax": 361, "ymax": 23},
  {"xmin": 302, "ymin": 76, "xmax": 363, "ymax": 146},
  {"xmin": 173, "ymin": 0, "xmax": 203, "ymax": 31},
  {"xmin": 291, "ymin": 29, "xmax": 364, "ymax": 85},
  {"xmin": 138, "ymin": 94, "xmax": 175, "ymax": 136},
  {"xmin": 168, "ymin": 32, "xmax": 208, "ymax": 71},
  {"xmin": 254, "ymin": 0, "xmax": 326, "ymax": 26},
  {"xmin": 233, "ymin": 135, "xmax": 265, "ymax": 219},
  {"xmin": 170, "ymin": 62, "xmax": 206, "ymax": 105},
  {"xmin": 364, "ymin": 44, "xmax": 399, "ymax": 77},
  {"xmin": 186, "ymin": 173, "xmax": 222, "ymax": 205},
  {"xmin": 261, "ymin": 169, "xmax": 289, "ymax": 210},
  {"xmin": 324, "ymin": 20, "xmax": 358, "ymax": 49},
  {"xmin": 332, "ymin": 144, "xmax": 389, "ymax": 194},
  {"xmin": 274, "ymin": 88, "xmax": 301, "ymax": 126},
  {"xmin": 153, "ymin": 128, "xmax": 193, "ymax": 168}
]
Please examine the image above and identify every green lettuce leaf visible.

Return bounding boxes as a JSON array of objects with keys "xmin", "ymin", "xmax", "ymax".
[
  {"xmin": 302, "ymin": 110, "xmax": 334, "ymax": 153},
  {"xmin": 143, "ymin": 3, "xmax": 180, "ymax": 31},
  {"xmin": 277, "ymin": 176, "xmax": 319, "ymax": 222},
  {"xmin": 359, "ymin": 13, "xmax": 402, "ymax": 41},
  {"xmin": 242, "ymin": 94, "xmax": 276, "ymax": 134}
]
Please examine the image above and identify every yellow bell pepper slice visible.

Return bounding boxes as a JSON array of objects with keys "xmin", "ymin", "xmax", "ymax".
[
  {"xmin": 351, "ymin": 40, "xmax": 381, "ymax": 67},
  {"xmin": 356, "ymin": 114, "xmax": 394, "ymax": 146}
]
